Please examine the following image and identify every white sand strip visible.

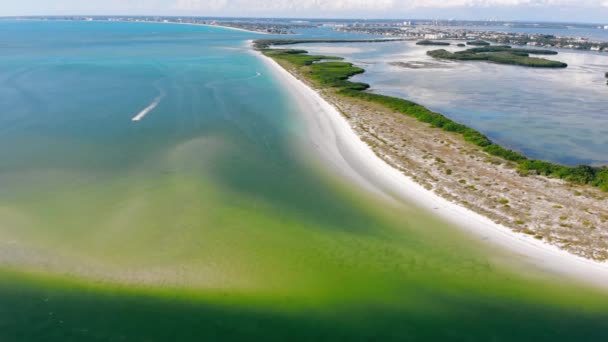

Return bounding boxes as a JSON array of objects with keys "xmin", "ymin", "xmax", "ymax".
[
  {"xmin": 256, "ymin": 50, "xmax": 608, "ymax": 290},
  {"xmin": 168, "ymin": 22, "xmax": 272, "ymax": 35},
  {"xmin": 132, "ymin": 91, "xmax": 165, "ymax": 122}
]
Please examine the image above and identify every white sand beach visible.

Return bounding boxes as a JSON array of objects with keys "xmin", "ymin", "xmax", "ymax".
[
  {"xmin": 256, "ymin": 49, "xmax": 608, "ymax": 291},
  {"xmin": 177, "ymin": 22, "xmax": 273, "ymax": 35}
]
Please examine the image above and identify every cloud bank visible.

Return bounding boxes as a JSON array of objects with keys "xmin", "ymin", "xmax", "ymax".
[
  {"xmin": 172, "ymin": 0, "xmax": 608, "ymax": 11},
  {"xmin": 2, "ymin": 0, "xmax": 608, "ymax": 22}
]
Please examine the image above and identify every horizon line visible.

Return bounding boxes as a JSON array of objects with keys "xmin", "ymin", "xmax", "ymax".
[{"xmin": 1, "ymin": 15, "xmax": 606, "ymax": 26}]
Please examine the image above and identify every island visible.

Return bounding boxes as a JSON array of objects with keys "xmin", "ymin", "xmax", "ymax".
[
  {"xmin": 466, "ymin": 40, "xmax": 491, "ymax": 46},
  {"xmin": 427, "ymin": 45, "xmax": 568, "ymax": 68},
  {"xmin": 416, "ymin": 40, "xmax": 450, "ymax": 46}
]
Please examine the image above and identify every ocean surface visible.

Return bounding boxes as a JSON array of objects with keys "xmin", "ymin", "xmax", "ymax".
[
  {"xmin": 1, "ymin": 20, "xmax": 608, "ymax": 341},
  {"xmin": 297, "ymin": 40, "xmax": 608, "ymax": 165}
]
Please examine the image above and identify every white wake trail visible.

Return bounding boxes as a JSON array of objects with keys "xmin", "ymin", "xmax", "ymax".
[{"xmin": 132, "ymin": 90, "xmax": 165, "ymax": 122}]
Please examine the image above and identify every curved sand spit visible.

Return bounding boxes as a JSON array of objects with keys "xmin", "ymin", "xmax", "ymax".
[{"xmin": 255, "ymin": 49, "xmax": 608, "ymax": 291}]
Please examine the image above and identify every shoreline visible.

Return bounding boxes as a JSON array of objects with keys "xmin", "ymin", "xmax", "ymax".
[
  {"xmin": 254, "ymin": 46, "xmax": 608, "ymax": 291},
  {"xmin": 173, "ymin": 22, "xmax": 273, "ymax": 35},
  {"xmin": 7, "ymin": 18, "xmax": 273, "ymax": 35},
  {"xmin": 257, "ymin": 44, "xmax": 608, "ymax": 261}
]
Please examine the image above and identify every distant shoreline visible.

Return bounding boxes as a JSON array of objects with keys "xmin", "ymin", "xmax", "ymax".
[{"xmin": 4, "ymin": 17, "xmax": 272, "ymax": 35}]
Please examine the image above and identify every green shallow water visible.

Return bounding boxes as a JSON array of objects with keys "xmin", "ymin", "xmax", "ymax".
[{"xmin": 0, "ymin": 20, "xmax": 607, "ymax": 341}]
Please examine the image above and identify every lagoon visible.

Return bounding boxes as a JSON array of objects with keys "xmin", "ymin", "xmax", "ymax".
[{"xmin": 297, "ymin": 40, "xmax": 608, "ymax": 166}]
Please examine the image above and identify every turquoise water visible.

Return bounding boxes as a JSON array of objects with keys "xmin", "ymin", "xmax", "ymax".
[
  {"xmin": 2, "ymin": 20, "xmax": 608, "ymax": 341},
  {"xmin": 0, "ymin": 20, "xmax": 304, "ymax": 199},
  {"xmin": 297, "ymin": 41, "xmax": 608, "ymax": 166}
]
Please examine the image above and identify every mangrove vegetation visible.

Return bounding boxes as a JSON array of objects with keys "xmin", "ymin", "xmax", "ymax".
[
  {"xmin": 416, "ymin": 40, "xmax": 450, "ymax": 46},
  {"xmin": 253, "ymin": 38, "xmax": 409, "ymax": 50},
  {"xmin": 427, "ymin": 45, "xmax": 567, "ymax": 68},
  {"xmin": 467, "ymin": 40, "xmax": 491, "ymax": 46}
]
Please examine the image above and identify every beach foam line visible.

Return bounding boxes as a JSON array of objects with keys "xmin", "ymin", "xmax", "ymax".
[
  {"xmin": 132, "ymin": 91, "xmax": 165, "ymax": 122},
  {"xmin": 255, "ymin": 49, "xmax": 608, "ymax": 291}
]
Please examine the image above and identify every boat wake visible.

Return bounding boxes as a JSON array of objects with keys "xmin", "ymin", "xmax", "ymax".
[
  {"xmin": 246, "ymin": 72, "xmax": 262, "ymax": 80},
  {"xmin": 132, "ymin": 90, "xmax": 166, "ymax": 122}
]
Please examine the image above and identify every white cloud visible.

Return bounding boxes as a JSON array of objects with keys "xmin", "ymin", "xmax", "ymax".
[
  {"xmin": 171, "ymin": 0, "xmax": 608, "ymax": 11},
  {"xmin": 3, "ymin": 0, "xmax": 606, "ymax": 19},
  {"xmin": 174, "ymin": 0, "xmax": 228, "ymax": 11},
  {"xmin": 164, "ymin": 0, "xmax": 608, "ymax": 22},
  {"xmin": 173, "ymin": 0, "xmax": 396, "ymax": 11}
]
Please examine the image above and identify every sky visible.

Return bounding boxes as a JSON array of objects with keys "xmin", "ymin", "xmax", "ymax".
[{"xmin": 2, "ymin": 0, "xmax": 608, "ymax": 24}]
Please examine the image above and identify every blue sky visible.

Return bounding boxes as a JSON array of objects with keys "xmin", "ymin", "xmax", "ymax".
[{"xmin": 2, "ymin": 0, "xmax": 608, "ymax": 24}]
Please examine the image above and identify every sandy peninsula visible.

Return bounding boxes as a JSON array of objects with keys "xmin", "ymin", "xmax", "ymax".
[{"xmin": 255, "ymin": 47, "xmax": 608, "ymax": 291}]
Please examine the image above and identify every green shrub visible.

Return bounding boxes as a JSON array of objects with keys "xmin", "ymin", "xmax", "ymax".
[
  {"xmin": 483, "ymin": 144, "xmax": 526, "ymax": 162},
  {"xmin": 416, "ymin": 40, "xmax": 450, "ymax": 46},
  {"xmin": 427, "ymin": 46, "xmax": 566, "ymax": 68},
  {"xmin": 466, "ymin": 40, "xmax": 491, "ymax": 46}
]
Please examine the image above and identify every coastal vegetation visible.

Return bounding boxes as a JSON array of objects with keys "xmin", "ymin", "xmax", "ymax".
[
  {"xmin": 427, "ymin": 46, "xmax": 567, "ymax": 68},
  {"xmin": 253, "ymin": 38, "xmax": 409, "ymax": 50},
  {"xmin": 416, "ymin": 40, "xmax": 450, "ymax": 46},
  {"xmin": 457, "ymin": 43, "xmax": 466, "ymax": 47},
  {"xmin": 463, "ymin": 46, "xmax": 558, "ymax": 55},
  {"xmin": 262, "ymin": 48, "xmax": 343, "ymax": 66},
  {"xmin": 486, "ymin": 33, "xmax": 608, "ymax": 53},
  {"xmin": 467, "ymin": 40, "xmax": 491, "ymax": 46},
  {"xmin": 257, "ymin": 41, "xmax": 607, "ymax": 191}
]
